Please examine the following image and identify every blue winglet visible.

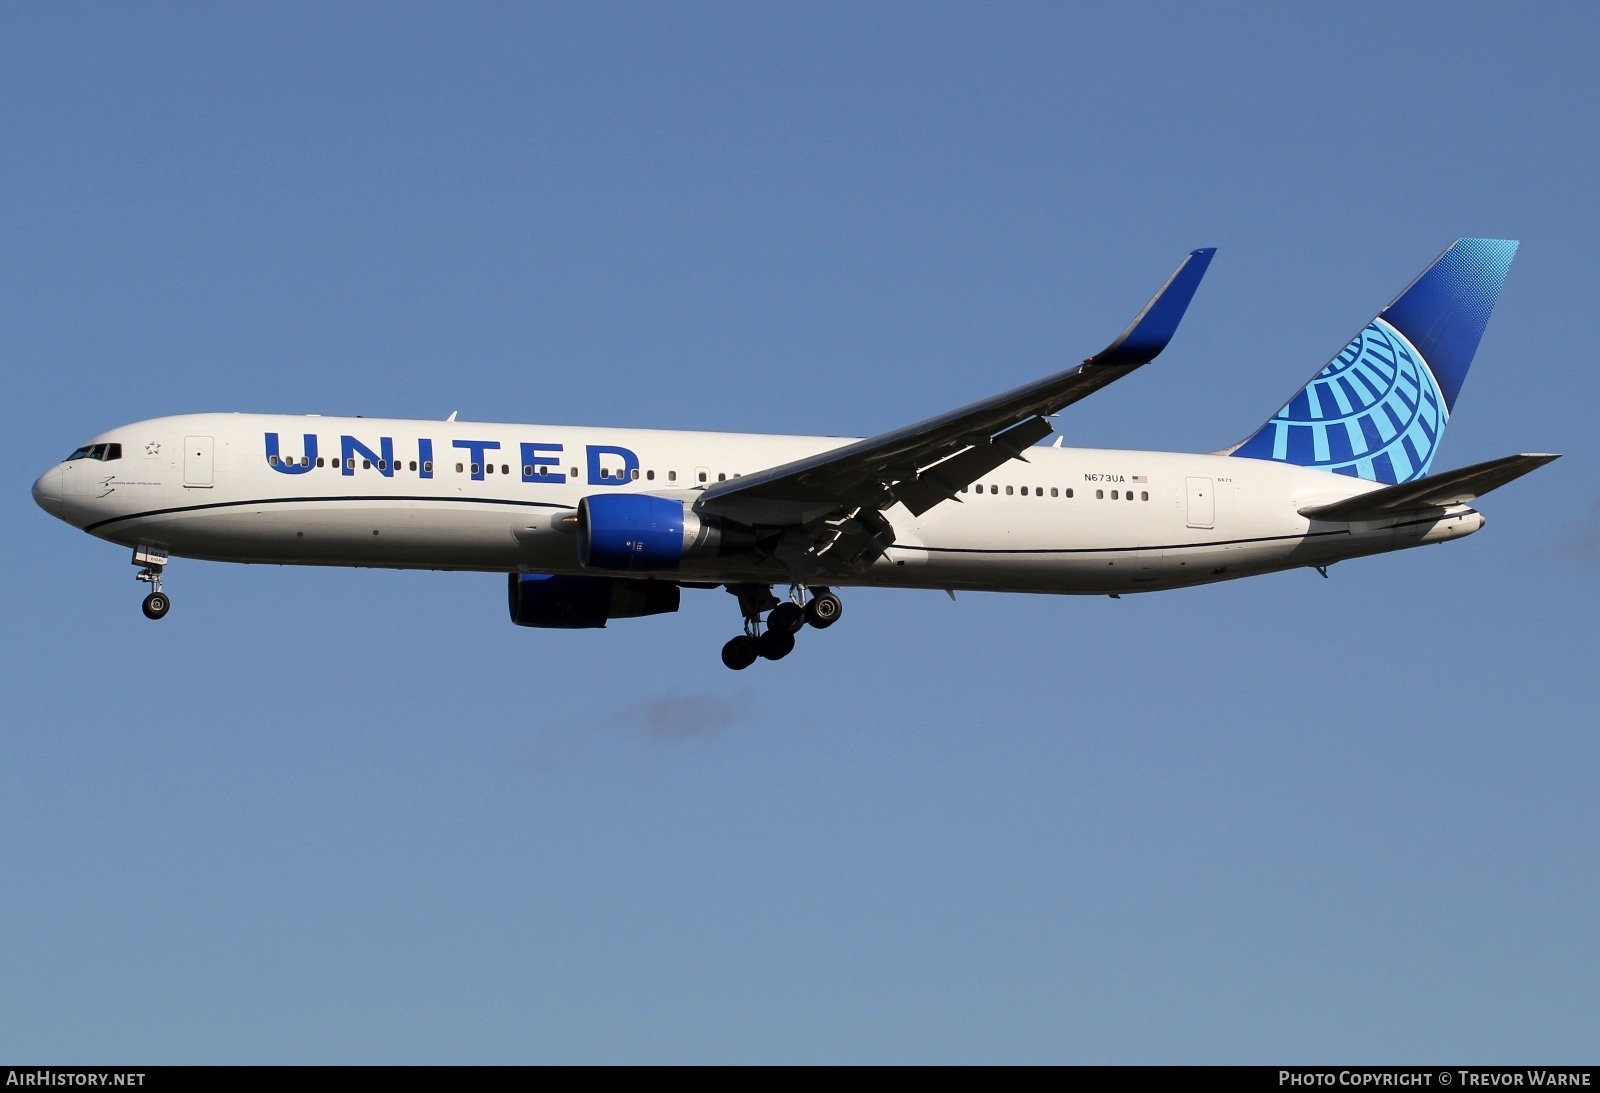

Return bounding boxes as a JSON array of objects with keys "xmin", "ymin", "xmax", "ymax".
[{"xmin": 1086, "ymin": 247, "xmax": 1216, "ymax": 367}]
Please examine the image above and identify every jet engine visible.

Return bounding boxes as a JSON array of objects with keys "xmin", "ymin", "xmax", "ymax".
[
  {"xmin": 507, "ymin": 573, "xmax": 680, "ymax": 629},
  {"xmin": 576, "ymin": 494, "xmax": 752, "ymax": 571}
]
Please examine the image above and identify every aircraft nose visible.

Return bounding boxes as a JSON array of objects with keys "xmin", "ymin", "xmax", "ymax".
[{"xmin": 32, "ymin": 466, "xmax": 63, "ymax": 517}]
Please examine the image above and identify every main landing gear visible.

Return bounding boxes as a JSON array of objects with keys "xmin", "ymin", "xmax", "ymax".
[
  {"xmin": 720, "ymin": 584, "xmax": 844, "ymax": 670},
  {"xmin": 133, "ymin": 544, "xmax": 171, "ymax": 620}
]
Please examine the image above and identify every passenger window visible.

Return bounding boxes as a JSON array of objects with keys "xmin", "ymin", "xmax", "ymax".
[
  {"xmin": 317, "ymin": 458, "xmax": 325, "ymax": 468},
  {"xmin": 668, "ymin": 471, "xmax": 677, "ymax": 482},
  {"xmin": 698, "ymin": 472, "xmax": 707, "ymax": 483},
  {"xmin": 1096, "ymin": 489, "xmax": 1103, "ymax": 499},
  {"xmin": 487, "ymin": 463, "xmax": 495, "ymax": 474},
  {"xmin": 363, "ymin": 460, "xmax": 372, "ymax": 470},
  {"xmin": 1020, "ymin": 487, "xmax": 1028, "ymax": 496},
  {"xmin": 990, "ymin": 485, "xmax": 998, "ymax": 495},
  {"xmin": 523, "ymin": 465, "xmax": 533, "ymax": 477},
  {"xmin": 471, "ymin": 463, "xmax": 481, "ymax": 474},
  {"xmin": 647, "ymin": 470, "xmax": 655, "ymax": 481},
  {"xmin": 409, "ymin": 460, "xmax": 416, "ymax": 471},
  {"xmin": 1111, "ymin": 490, "xmax": 1118, "ymax": 499},
  {"xmin": 718, "ymin": 473, "xmax": 726, "ymax": 481},
  {"xmin": 268, "ymin": 455, "xmax": 279, "ymax": 466},
  {"xmin": 632, "ymin": 469, "xmax": 640, "ymax": 480},
  {"xmin": 570, "ymin": 467, "xmax": 578, "ymax": 477},
  {"xmin": 1126, "ymin": 492, "xmax": 1134, "ymax": 501},
  {"xmin": 1141, "ymin": 491, "xmax": 1148, "ymax": 501},
  {"xmin": 455, "ymin": 463, "xmax": 464, "ymax": 473},
  {"xmin": 1005, "ymin": 486, "xmax": 1013, "ymax": 496},
  {"xmin": 1050, "ymin": 487, "xmax": 1058, "ymax": 497},
  {"xmin": 1066, "ymin": 488, "xmax": 1074, "ymax": 498},
  {"xmin": 502, "ymin": 465, "xmax": 509, "ymax": 476},
  {"xmin": 424, "ymin": 461, "xmax": 433, "ymax": 472}
]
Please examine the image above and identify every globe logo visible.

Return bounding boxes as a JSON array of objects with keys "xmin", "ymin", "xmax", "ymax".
[{"xmin": 1255, "ymin": 318, "xmax": 1447, "ymax": 484}]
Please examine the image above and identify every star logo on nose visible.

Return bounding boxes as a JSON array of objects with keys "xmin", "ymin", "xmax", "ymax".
[{"xmin": 146, "ymin": 442, "xmax": 161, "ymax": 455}]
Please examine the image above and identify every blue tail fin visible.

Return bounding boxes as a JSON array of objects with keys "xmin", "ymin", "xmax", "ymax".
[{"xmin": 1229, "ymin": 238, "xmax": 1518, "ymax": 483}]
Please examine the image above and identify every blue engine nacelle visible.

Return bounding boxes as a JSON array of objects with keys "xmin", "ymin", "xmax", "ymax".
[
  {"xmin": 577, "ymin": 493, "xmax": 751, "ymax": 572},
  {"xmin": 578, "ymin": 494, "xmax": 686, "ymax": 570},
  {"xmin": 507, "ymin": 573, "xmax": 680, "ymax": 629}
]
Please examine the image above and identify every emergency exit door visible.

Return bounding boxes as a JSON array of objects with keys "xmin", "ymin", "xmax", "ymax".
[
  {"xmin": 184, "ymin": 436, "xmax": 214, "ymax": 487},
  {"xmin": 1186, "ymin": 477, "xmax": 1214, "ymax": 529}
]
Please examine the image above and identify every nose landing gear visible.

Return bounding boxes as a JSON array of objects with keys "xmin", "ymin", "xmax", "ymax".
[
  {"xmin": 133, "ymin": 544, "xmax": 171, "ymax": 620},
  {"xmin": 719, "ymin": 584, "xmax": 842, "ymax": 669}
]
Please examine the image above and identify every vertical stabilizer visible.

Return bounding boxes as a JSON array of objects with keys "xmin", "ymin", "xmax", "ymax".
[{"xmin": 1229, "ymin": 238, "xmax": 1518, "ymax": 483}]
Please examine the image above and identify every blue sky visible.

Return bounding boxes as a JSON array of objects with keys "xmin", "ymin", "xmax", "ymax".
[{"xmin": 3, "ymin": 3, "xmax": 1597, "ymax": 1063}]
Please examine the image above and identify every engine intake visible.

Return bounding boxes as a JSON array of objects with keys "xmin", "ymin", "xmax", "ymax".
[{"xmin": 507, "ymin": 573, "xmax": 680, "ymax": 629}]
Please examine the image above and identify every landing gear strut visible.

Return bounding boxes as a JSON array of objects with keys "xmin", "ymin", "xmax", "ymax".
[
  {"xmin": 719, "ymin": 584, "xmax": 842, "ymax": 669},
  {"xmin": 134, "ymin": 544, "xmax": 171, "ymax": 620}
]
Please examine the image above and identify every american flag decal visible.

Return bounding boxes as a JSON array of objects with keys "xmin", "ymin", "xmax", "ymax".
[{"xmin": 1131, "ymin": 475, "xmax": 1148, "ymax": 483}]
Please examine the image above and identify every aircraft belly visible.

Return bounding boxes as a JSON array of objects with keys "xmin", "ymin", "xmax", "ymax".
[{"xmin": 104, "ymin": 500, "xmax": 534, "ymax": 571}]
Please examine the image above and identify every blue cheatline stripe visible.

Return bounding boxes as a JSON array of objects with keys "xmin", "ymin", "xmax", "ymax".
[{"xmin": 83, "ymin": 494, "xmax": 573, "ymax": 534}]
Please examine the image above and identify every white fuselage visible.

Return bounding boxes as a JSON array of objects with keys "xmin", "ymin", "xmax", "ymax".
[{"xmin": 32, "ymin": 413, "xmax": 1484, "ymax": 595}]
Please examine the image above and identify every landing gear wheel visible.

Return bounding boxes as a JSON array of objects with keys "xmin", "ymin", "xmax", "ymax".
[
  {"xmin": 805, "ymin": 591, "xmax": 842, "ymax": 629},
  {"xmin": 767, "ymin": 602, "xmax": 805, "ymax": 635},
  {"xmin": 142, "ymin": 592, "xmax": 170, "ymax": 620},
  {"xmin": 757, "ymin": 627, "xmax": 796, "ymax": 660},
  {"xmin": 721, "ymin": 635, "xmax": 759, "ymax": 671}
]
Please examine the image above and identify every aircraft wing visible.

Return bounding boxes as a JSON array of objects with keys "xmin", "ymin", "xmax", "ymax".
[
  {"xmin": 698, "ymin": 247, "xmax": 1215, "ymax": 524},
  {"xmin": 1298, "ymin": 452, "xmax": 1560, "ymax": 522}
]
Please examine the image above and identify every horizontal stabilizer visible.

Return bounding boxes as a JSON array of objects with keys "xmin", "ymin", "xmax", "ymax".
[{"xmin": 1298, "ymin": 452, "xmax": 1559, "ymax": 521}]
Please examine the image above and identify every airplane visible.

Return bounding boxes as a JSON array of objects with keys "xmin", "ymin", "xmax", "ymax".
[{"xmin": 32, "ymin": 238, "xmax": 1557, "ymax": 670}]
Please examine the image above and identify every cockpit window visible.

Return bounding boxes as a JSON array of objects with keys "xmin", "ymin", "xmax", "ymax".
[{"xmin": 64, "ymin": 443, "xmax": 122, "ymax": 462}]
